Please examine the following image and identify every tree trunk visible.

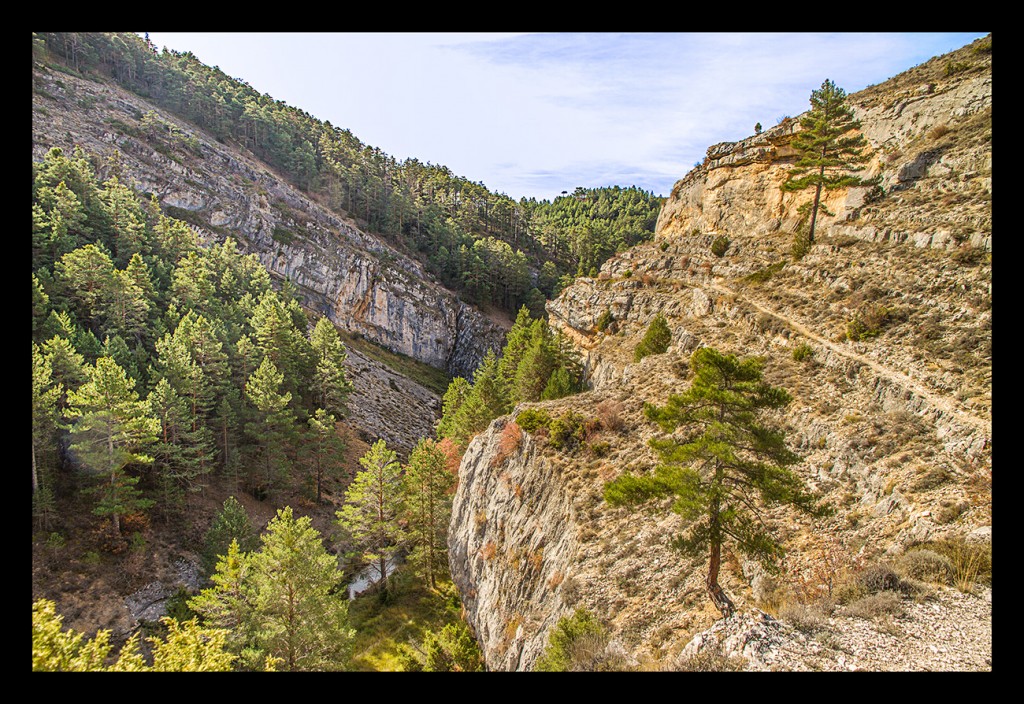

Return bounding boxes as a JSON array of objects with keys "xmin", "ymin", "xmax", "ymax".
[
  {"xmin": 706, "ymin": 540, "xmax": 735, "ymax": 618},
  {"xmin": 808, "ymin": 182, "xmax": 823, "ymax": 243}
]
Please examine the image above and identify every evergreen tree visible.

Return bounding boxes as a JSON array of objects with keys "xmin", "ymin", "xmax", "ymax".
[
  {"xmin": 64, "ymin": 356, "xmax": 160, "ymax": 534},
  {"xmin": 245, "ymin": 507, "xmax": 354, "ymax": 671},
  {"xmin": 201, "ymin": 495, "xmax": 259, "ymax": 580},
  {"xmin": 781, "ymin": 79, "xmax": 873, "ymax": 243},
  {"xmin": 336, "ymin": 439, "xmax": 406, "ymax": 598},
  {"xmin": 511, "ymin": 320, "xmax": 557, "ymax": 403},
  {"xmin": 633, "ymin": 313, "xmax": 672, "ymax": 362},
  {"xmin": 435, "ymin": 376, "xmax": 471, "ymax": 442},
  {"xmin": 402, "ymin": 438, "xmax": 454, "ymax": 590},
  {"xmin": 146, "ymin": 618, "xmax": 236, "ymax": 672},
  {"xmin": 244, "ymin": 356, "xmax": 296, "ymax": 493},
  {"xmin": 32, "ymin": 345, "xmax": 62, "ymax": 529},
  {"xmin": 188, "ymin": 539, "xmax": 261, "ymax": 669},
  {"xmin": 604, "ymin": 347, "xmax": 829, "ymax": 618},
  {"xmin": 309, "ymin": 317, "xmax": 353, "ymax": 419},
  {"xmin": 305, "ymin": 409, "xmax": 346, "ymax": 504}
]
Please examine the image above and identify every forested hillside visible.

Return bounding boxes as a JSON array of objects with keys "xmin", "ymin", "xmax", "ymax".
[
  {"xmin": 33, "ymin": 33, "xmax": 662, "ymax": 316},
  {"xmin": 30, "ymin": 32, "xmax": 649, "ymax": 672}
]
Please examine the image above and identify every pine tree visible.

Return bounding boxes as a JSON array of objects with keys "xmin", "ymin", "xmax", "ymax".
[
  {"xmin": 65, "ymin": 356, "xmax": 160, "ymax": 534},
  {"xmin": 435, "ymin": 376, "xmax": 471, "ymax": 442},
  {"xmin": 633, "ymin": 313, "xmax": 672, "ymax": 362},
  {"xmin": 402, "ymin": 438, "xmax": 454, "ymax": 589},
  {"xmin": 604, "ymin": 347, "xmax": 829, "ymax": 618},
  {"xmin": 781, "ymin": 79, "xmax": 873, "ymax": 243},
  {"xmin": 336, "ymin": 439, "xmax": 406, "ymax": 599},
  {"xmin": 309, "ymin": 317, "xmax": 353, "ymax": 419},
  {"xmin": 305, "ymin": 409, "xmax": 346, "ymax": 504},
  {"xmin": 200, "ymin": 495, "xmax": 259, "ymax": 579},
  {"xmin": 188, "ymin": 539, "xmax": 259, "ymax": 668},
  {"xmin": 244, "ymin": 356, "xmax": 296, "ymax": 493},
  {"xmin": 247, "ymin": 507, "xmax": 354, "ymax": 671}
]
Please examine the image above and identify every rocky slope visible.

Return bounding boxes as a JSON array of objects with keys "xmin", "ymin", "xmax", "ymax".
[
  {"xmin": 450, "ymin": 37, "xmax": 991, "ymax": 671},
  {"xmin": 31, "ymin": 63, "xmax": 507, "ymax": 445}
]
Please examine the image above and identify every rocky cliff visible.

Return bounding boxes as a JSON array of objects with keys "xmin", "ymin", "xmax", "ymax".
[
  {"xmin": 451, "ymin": 37, "xmax": 991, "ymax": 671},
  {"xmin": 31, "ymin": 66, "xmax": 507, "ymax": 384}
]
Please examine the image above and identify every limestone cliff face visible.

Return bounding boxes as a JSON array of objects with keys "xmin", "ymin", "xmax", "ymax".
[
  {"xmin": 31, "ymin": 67, "xmax": 506, "ymax": 381},
  {"xmin": 454, "ymin": 38, "xmax": 991, "ymax": 670}
]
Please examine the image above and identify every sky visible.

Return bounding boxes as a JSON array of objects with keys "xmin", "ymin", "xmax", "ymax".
[{"xmin": 143, "ymin": 32, "xmax": 988, "ymax": 203}]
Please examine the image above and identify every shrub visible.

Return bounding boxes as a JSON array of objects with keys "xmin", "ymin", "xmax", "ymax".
[
  {"xmin": 846, "ymin": 303, "xmax": 892, "ymax": 341},
  {"xmin": 516, "ymin": 408, "xmax": 551, "ymax": 434},
  {"xmin": 622, "ymin": 270, "xmax": 632, "ymax": 278},
  {"xmin": 533, "ymin": 608, "xmax": 623, "ymax": 672},
  {"xmin": 944, "ymin": 60, "xmax": 969, "ymax": 76},
  {"xmin": 924, "ymin": 538, "xmax": 991, "ymax": 592},
  {"xmin": 743, "ymin": 261, "xmax": 785, "ymax": 284},
  {"xmin": 792, "ymin": 343, "xmax": 814, "ymax": 362},
  {"xmin": 928, "ymin": 124, "xmax": 951, "ymax": 140},
  {"xmin": 896, "ymin": 549, "xmax": 953, "ymax": 585},
  {"xmin": 845, "ymin": 590, "xmax": 902, "ymax": 619},
  {"xmin": 549, "ymin": 411, "xmax": 587, "ymax": 451},
  {"xmin": 491, "ymin": 422, "xmax": 523, "ymax": 468},
  {"xmin": 711, "ymin": 235, "xmax": 730, "ymax": 257},
  {"xmin": 660, "ymin": 241, "xmax": 670, "ymax": 252},
  {"xmin": 595, "ymin": 309, "xmax": 614, "ymax": 333},
  {"xmin": 857, "ymin": 563, "xmax": 906, "ymax": 594},
  {"xmin": 778, "ymin": 601, "xmax": 831, "ymax": 633},
  {"xmin": 634, "ymin": 313, "xmax": 672, "ymax": 362},
  {"xmin": 791, "ymin": 231, "xmax": 811, "ymax": 260},
  {"xmin": 675, "ymin": 646, "xmax": 746, "ymax": 672},
  {"xmin": 594, "ymin": 399, "xmax": 625, "ymax": 433}
]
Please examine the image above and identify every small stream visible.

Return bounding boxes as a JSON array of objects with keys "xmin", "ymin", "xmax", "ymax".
[{"xmin": 346, "ymin": 556, "xmax": 401, "ymax": 600}]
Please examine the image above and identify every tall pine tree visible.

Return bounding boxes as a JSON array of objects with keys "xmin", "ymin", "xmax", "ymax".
[
  {"xmin": 781, "ymin": 79, "xmax": 873, "ymax": 243},
  {"xmin": 604, "ymin": 347, "xmax": 829, "ymax": 618}
]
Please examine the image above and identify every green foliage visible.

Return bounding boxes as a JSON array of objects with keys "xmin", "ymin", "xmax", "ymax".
[
  {"xmin": 791, "ymin": 231, "xmax": 812, "ymax": 260},
  {"xmin": 792, "ymin": 343, "xmax": 814, "ymax": 362},
  {"xmin": 402, "ymin": 438, "xmax": 455, "ymax": 589},
  {"xmin": 743, "ymin": 261, "xmax": 786, "ymax": 285},
  {"xmin": 781, "ymin": 79, "xmax": 873, "ymax": 242},
  {"xmin": 548, "ymin": 410, "xmax": 587, "ymax": 451},
  {"xmin": 191, "ymin": 508, "xmax": 355, "ymax": 671},
  {"xmin": 634, "ymin": 313, "xmax": 672, "ymax": 362},
  {"xmin": 595, "ymin": 308, "xmax": 614, "ymax": 332},
  {"xmin": 337, "ymin": 440, "xmax": 407, "ymax": 598},
  {"xmin": 421, "ymin": 622, "xmax": 485, "ymax": 672},
  {"xmin": 533, "ymin": 608, "xmax": 616, "ymax": 672},
  {"xmin": 846, "ymin": 303, "xmax": 892, "ymax": 341},
  {"xmin": 516, "ymin": 407, "xmax": 552, "ymax": 434},
  {"xmin": 65, "ymin": 356, "xmax": 160, "ymax": 533},
  {"xmin": 33, "ymin": 599, "xmax": 234, "ymax": 671},
  {"xmin": 605, "ymin": 347, "xmax": 829, "ymax": 617},
  {"xmin": 201, "ymin": 496, "xmax": 259, "ymax": 579},
  {"xmin": 710, "ymin": 235, "xmax": 730, "ymax": 257}
]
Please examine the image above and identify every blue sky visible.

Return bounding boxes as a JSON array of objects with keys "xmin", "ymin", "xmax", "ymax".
[{"xmin": 143, "ymin": 32, "xmax": 988, "ymax": 202}]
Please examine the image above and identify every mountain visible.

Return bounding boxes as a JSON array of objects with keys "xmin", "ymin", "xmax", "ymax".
[
  {"xmin": 449, "ymin": 36, "xmax": 991, "ymax": 671},
  {"xmin": 32, "ymin": 52, "xmax": 509, "ymax": 453}
]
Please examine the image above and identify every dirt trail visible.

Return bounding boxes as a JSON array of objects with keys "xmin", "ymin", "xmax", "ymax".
[{"xmin": 708, "ymin": 282, "xmax": 990, "ymax": 437}]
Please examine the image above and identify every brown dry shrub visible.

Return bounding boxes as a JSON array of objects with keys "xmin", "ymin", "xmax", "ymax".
[
  {"xmin": 491, "ymin": 421, "xmax": 523, "ymax": 468},
  {"xmin": 595, "ymin": 399, "xmax": 625, "ymax": 433}
]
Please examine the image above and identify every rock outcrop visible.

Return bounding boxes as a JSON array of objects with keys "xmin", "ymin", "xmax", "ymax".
[{"xmin": 452, "ymin": 37, "xmax": 991, "ymax": 670}]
